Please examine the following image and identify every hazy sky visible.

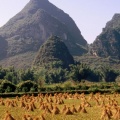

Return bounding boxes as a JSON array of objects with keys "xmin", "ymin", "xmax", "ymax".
[{"xmin": 0, "ymin": 0, "xmax": 120, "ymax": 43}]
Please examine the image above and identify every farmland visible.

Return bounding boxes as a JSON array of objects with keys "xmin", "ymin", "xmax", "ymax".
[{"xmin": 1, "ymin": 92, "xmax": 120, "ymax": 120}]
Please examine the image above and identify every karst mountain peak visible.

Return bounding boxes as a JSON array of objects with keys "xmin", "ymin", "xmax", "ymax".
[{"xmin": 0, "ymin": 0, "xmax": 87, "ymax": 69}]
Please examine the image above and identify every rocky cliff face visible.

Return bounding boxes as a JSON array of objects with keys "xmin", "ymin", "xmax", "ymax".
[
  {"xmin": 91, "ymin": 14, "xmax": 120, "ymax": 59},
  {"xmin": 0, "ymin": 0, "xmax": 87, "ymax": 59},
  {"xmin": 105, "ymin": 14, "xmax": 120, "ymax": 29},
  {"xmin": 0, "ymin": 36, "xmax": 8, "ymax": 60},
  {"xmin": 33, "ymin": 36, "xmax": 74, "ymax": 68}
]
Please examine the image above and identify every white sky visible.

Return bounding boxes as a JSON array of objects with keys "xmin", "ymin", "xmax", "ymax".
[{"xmin": 0, "ymin": 0, "xmax": 120, "ymax": 43}]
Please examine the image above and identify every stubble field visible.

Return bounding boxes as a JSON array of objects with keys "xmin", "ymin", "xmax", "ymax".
[{"xmin": 0, "ymin": 92, "xmax": 119, "ymax": 120}]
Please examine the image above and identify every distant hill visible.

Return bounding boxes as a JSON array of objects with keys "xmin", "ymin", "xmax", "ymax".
[
  {"xmin": 91, "ymin": 14, "xmax": 120, "ymax": 59},
  {"xmin": 33, "ymin": 36, "xmax": 74, "ymax": 68}
]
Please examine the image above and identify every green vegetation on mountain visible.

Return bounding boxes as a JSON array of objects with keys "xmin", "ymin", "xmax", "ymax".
[
  {"xmin": 33, "ymin": 36, "xmax": 74, "ymax": 69},
  {"xmin": 75, "ymin": 55, "xmax": 120, "ymax": 70}
]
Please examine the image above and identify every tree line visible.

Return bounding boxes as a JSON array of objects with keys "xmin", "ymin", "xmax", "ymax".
[{"xmin": 0, "ymin": 62, "xmax": 119, "ymax": 85}]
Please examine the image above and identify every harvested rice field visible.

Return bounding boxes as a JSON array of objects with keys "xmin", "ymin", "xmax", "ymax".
[{"xmin": 0, "ymin": 92, "xmax": 120, "ymax": 120}]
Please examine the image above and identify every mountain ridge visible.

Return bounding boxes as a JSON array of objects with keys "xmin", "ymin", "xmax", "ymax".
[
  {"xmin": 91, "ymin": 13, "xmax": 120, "ymax": 59},
  {"xmin": 0, "ymin": 0, "xmax": 87, "ymax": 57},
  {"xmin": 0, "ymin": 0, "xmax": 87, "ymax": 69}
]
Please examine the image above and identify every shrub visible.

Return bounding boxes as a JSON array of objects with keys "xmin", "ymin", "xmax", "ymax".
[
  {"xmin": 75, "ymin": 85, "xmax": 81, "ymax": 90},
  {"xmin": 17, "ymin": 80, "xmax": 38, "ymax": 92},
  {"xmin": 0, "ymin": 87, "xmax": 4, "ymax": 93},
  {"xmin": 52, "ymin": 86, "xmax": 63, "ymax": 91},
  {"xmin": 115, "ymin": 76, "xmax": 120, "ymax": 82},
  {"xmin": 30, "ymin": 87, "xmax": 36, "ymax": 92},
  {"xmin": 63, "ymin": 81, "xmax": 72, "ymax": 89},
  {"xmin": 22, "ymin": 87, "xmax": 29, "ymax": 92},
  {"xmin": 5, "ymin": 86, "xmax": 13, "ymax": 93},
  {"xmin": 98, "ymin": 83, "xmax": 105, "ymax": 89},
  {"xmin": 46, "ymin": 87, "xmax": 53, "ymax": 92},
  {"xmin": 88, "ymin": 87, "xmax": 99, "ymax": 93},
  {"xmin": 111, "ymin": 83, "xmax": 120, "ymax": 93},
  {"xmin": 38, "ymin": 87, "xmax": 46, "ymax": 92},
  {"xmin": 80, "ymin": 85, "xmax": 89, "ymax": 90},
  {"xmin": 0, "ymin": 80, "xmax": 16, "ymax": 93}
]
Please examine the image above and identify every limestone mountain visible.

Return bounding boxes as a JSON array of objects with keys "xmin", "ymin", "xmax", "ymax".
[
  {"xmin": 33, "ymin": 36, "xmax": 74, "ymax": 68},
  {"xmin": 91, "ymin": 14, "xmax": 120, "ymax": 59},
  {"xmin": 0, "ymin": 0, "xmax": 87, "ymax": 61},
  {"xmin": 0, "ymin": 36, "xmax": 8, "ymax": 60}
]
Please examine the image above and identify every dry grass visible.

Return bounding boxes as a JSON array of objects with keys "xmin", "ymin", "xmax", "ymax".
[{"xmin": 0, "ymin": 93, "xmax": 120, "ymax": 120}]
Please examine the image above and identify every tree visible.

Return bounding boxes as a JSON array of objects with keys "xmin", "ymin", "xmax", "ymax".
[
  {"xmin": 69, "ymin": 64, "xmax": 91, "ymax": 81},
  {"xmin": 18, "ymin": 69, "xmax": 35, "ymax": 81},
  {"xmin": 17, "ymin": 80, "xmax": 38, "ymax": 92},
  {"xmin": 44, "ymin": 68, "xmax": 68, "ymax": 84},
  {"xmin": 0, "ymin": 66, "xmax": 6, "ymax": 79},
  {"xmin": 0, "ymin": 80, "xmax": 16, "ymax": 93},
  {"xmin": 100, "ymin": 66, "xmax": 119, "ymax": 82},
  {"xmin": 4, "ymin": 67, "xmax": 18, "ymax": 84}
]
